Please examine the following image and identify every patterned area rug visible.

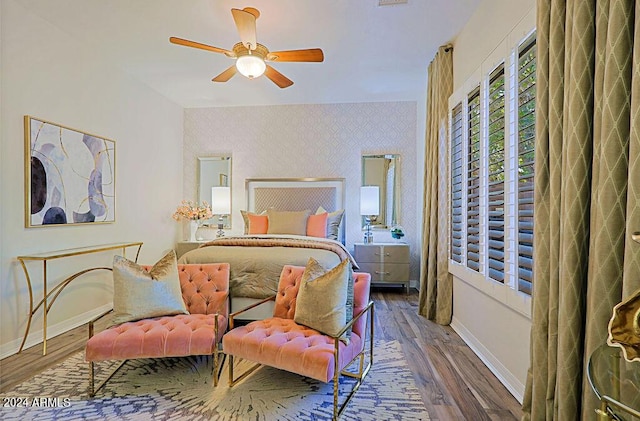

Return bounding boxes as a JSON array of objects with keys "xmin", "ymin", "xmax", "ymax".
[{"xmin": 1, "ymin": 340, "xmax": 429, "ymax": 420}]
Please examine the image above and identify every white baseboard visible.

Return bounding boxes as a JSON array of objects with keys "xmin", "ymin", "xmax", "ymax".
[
  {"xmin": 450, "ymin": 316, "xmax": 525, "ymax": 403},
  {"xmin": 0, "ymin": 303, "xmax": 113, "ymax": 360}
]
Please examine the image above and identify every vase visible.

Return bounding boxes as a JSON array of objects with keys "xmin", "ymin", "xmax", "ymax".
[
  {"xmin": 188, "ymin": 220, "xmax": 198, "ymax": 242},
  {"xmin": 390, "ymin": 225, "xmax": 405, "ymax": 243},
  {"xmin": 607, "ymin": 286, "xmax": 640, "ymax": 362}
]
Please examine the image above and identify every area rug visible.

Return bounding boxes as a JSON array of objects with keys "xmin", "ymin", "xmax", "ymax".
[{"xmin": 1, "ymin": 340, "xmax": 429, "ymax": 420}]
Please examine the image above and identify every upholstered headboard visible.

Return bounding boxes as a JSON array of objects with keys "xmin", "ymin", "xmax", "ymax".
[{"xmin": 246, "ymin": 178, "xmax": 346, "ymax": 241}]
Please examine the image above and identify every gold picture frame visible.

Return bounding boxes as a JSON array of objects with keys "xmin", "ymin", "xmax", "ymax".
[{"xmin": 24, "ymin": 116, "xmax": 116, "ymax": 227}]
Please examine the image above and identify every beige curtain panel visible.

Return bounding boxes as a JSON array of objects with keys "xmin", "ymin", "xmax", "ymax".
[
  {"xmin": 419, "ymin": 45, "xmax": 453, "ymax": 324},
  {"xmin": 523, "ymin": 0, "xmax": 640, "ymax": 419}
]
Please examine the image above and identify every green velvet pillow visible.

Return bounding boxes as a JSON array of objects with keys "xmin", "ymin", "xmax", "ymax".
[
  {"xmin": 294, "ymin": 258, "xmax": 352, "ymax": 342},
  {"xmin": 111, "ymin": 250, "xmax": 188, "ymax": 325}
]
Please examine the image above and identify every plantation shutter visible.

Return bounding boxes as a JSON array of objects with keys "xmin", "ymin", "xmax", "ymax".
[
  {"xmin": 450, "ymin": 103, "xmax": 464, "ymax": 263},
  {"xmin": 466, "ymin": 88, "xmax": 481, "ymax": 271},
  {"xmin": 517, "ymin": 36, "xmax": 536, "ymax": 295},
  {"xmin": 487, "ymin": 65, "xmax": 506, "ymax": 283}
]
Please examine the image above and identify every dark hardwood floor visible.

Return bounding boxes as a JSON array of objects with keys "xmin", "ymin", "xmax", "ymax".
[
  {"xmin": 0, "ymin": 288, "xmax": 523, "ymax": 420},
  {"xmin": 371, "ymin": 288, "xmax": 523, "ymax": 420}
]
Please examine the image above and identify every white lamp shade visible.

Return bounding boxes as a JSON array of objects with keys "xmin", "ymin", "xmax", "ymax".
[
  {"xmin": 236, "ymin": 55, "xmax": 266, "ymax": 78},
  {"xmin": 211, "ymin": 187, "xmax": 231, "ymax": 215},
  {"xmin": 360, "ymin": 186, "xmax": 380, "ymax": 216}
]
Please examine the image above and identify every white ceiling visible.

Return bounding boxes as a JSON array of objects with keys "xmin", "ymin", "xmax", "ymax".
[{"xmin": 17, "ymin": 0, "xmax": 481, "ymax": 108}]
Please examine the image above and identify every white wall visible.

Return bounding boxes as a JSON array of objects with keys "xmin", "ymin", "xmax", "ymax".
[
  {"xmin": 449, "ymin": 0, "xmax": 536, "ymax": 402},
  {"xmin": 0, "ymin": 0, "xmax": 184, "ymax": 358},
  {"xmin": 182, "ymin": 102, "xmax": 420, "ymax": 279},
  {"xmin": 453, "ymin": 0, "xmax": 537, "ymax": 88}
]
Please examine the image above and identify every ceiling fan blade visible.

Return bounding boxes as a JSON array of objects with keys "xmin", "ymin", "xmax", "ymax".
[
  {"xmin": 212, "ymin": 65, "xmax": 237, "ymax": 82},
  {"xmin": 170, "ymin": 37, "xmax": 234, "ymax": 57},
  {"xmin": 267, "ymin": 49, "xmax": 324, "ymax": 62},
  {"xmin": 264, "ymin": 65, "xmax": 294, "ymax": 88},
  {"xmin": 231, "ymin": 8, "xmax": 258, "ymax": 50}
]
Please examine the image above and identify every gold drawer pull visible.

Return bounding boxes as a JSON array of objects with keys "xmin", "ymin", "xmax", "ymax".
[
  {"xmin": 375, "ymin": 271, "xmax": 391, "ymax": 275},
  {"xmin": 374, "ymin": 252, "xmax": 391, "ymax": 256}
]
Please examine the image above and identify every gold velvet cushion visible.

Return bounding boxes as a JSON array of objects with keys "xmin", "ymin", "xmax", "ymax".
[
  {"xmin": 267, "ymin": 209, "xmax": 311, "ymax": 235},
  {"xmin": 293, "ymin": 258, "xmax": 352, "ymax": 342},
  {"xmin": 316, "ymin": 206, "xmax": 344, "ymax": 240},
  {"xmin": 111, "ymin": 250, "xmax": 188, "ymax": 325}
]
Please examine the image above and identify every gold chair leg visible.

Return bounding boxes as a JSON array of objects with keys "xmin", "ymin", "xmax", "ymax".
[
  {"xmin": 89, "ymin": 361, "xmax": 94, "ymax": 397},
  {"xmin": 227, "ymin": 354, "xmax": 262, "ymax": 387},
  {"xmin": 88, "ymin": 360, "xmax": 128, "ymax": 397},
  {"xmin": 216, "ymin": 353, "xmax": 227, "ymax": 383},
  {"xmin": 213, "ymin": 347, "xmax": 219, "ymax": 387},
  {"xmin": 228, "ymin": 354, "xmax": 234, "ymax": 385},
  {"xmin": 333, "ymin": 343, "xmax": 340, "ymax": 420},
  {"xmin": 332, "ymin": 303, "xmax": 375, "ymax": 420},
  {"xmin": 213, "ymin": 315, "xmax": 220, "ymax": 387}
]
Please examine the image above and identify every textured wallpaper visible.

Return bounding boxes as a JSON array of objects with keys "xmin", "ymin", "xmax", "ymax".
[{"xmin": 183, "ymin": 101, "xmax": 420, "ymax": 281}]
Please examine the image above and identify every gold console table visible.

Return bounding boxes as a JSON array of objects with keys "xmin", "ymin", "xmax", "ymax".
[
  {"xmin": 16, "ymin": 242, "xmax": 143, "ymax": 355},
  {"xmin": 588, "ymin": 343, "xmax": 640, "ymax": 420}
]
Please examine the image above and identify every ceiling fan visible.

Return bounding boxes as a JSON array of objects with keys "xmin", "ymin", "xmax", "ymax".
[{"xmin": 169, "ymin": 7, "xmax": 324, "ymax": 88}]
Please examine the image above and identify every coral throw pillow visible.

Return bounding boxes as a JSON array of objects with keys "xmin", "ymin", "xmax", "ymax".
[
  {"xmin": 306, "ymin": 212, "xmax": 328, "ymax": 238},
  {"xmin": 240, "ymin": 210, "xmax": 267, "ymax": 234},
  {"xmin": 247, "ymin": 213, "xmax": 269, "ymax": 234}
]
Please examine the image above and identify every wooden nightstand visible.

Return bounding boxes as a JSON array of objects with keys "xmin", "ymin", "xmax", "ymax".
[{"xmin": 354, "ymin": 243, "xmax": 410, "ymax": 293}]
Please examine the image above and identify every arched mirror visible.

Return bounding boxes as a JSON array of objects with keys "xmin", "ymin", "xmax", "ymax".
[
  {"xmin": 361, "ymin": 154, "xmax": 400, "ymax": 229},
  {"xmin": 198, "ymin": 156, "xmax": 231, "ymax": 228}
]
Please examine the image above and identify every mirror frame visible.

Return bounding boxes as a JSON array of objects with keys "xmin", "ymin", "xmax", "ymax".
[
  {"xmin": 361, "ymin": 154, "xmax": 401, "ymax": 229},
  {"xmin": 197, "ymin": 155, "xmax": 232, "ymax": 228}
]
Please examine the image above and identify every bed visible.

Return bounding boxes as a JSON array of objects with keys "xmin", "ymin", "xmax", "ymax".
[{"xmin": 177, "ymin": 178, "xmax": 357, "ymax": 319}]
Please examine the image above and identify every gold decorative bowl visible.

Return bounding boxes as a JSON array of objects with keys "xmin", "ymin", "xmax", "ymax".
[{"xmin": 607, "ymin": 287, "xmax": 640, "ymax": 362}]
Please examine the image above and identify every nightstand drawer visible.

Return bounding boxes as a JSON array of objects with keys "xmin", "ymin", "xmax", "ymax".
[
  {"xmin": 354, "ymin": 244, "xmax": 409, "ymax": 264},
  {"xmin": 357, "ymin": 262, "xmax": 410, "ymax": 283}
]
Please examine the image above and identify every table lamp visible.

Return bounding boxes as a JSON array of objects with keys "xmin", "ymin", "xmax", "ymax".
[
  {"xmin": 360, "ymin": 186, "xmax": 379, "ymax": 244},
  {"xmin": 211, "ymin": 186, "xmax": 231, "ymax": 238}
]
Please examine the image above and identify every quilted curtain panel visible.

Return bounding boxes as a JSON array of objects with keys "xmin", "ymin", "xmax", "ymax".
[
  {"xmin": 523, "ymin": 0, "xmax": 640, "ymax": 419},
  {"xmin": 419, "ymin": 45, "xmax": 454, "ymax": 324}
]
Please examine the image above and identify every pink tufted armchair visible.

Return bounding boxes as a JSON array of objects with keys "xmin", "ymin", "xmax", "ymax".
[
  {"xmin": 85, "ymin": 263, "xmax": 229, "ymax": 396},
  {"xmin": 222, "ymin": 264, "xmax": 373, "ymax": 420}
]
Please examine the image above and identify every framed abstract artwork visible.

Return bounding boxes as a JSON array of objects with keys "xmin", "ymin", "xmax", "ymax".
[{"xmin": 24, "ymin": 116, "xmax": 116, "ymax": 227}]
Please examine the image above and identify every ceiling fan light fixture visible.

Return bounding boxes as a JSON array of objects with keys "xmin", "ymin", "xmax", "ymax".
[
  {"xmin": 236, "ymin": 54, "xmax": 266, "ymax": 79},
  {"xmin": 170, "ymin": 8, "xmax": 322, "ymax": 88}
]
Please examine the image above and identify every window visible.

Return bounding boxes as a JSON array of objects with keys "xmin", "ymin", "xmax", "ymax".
[
  {"xmin": 487, "ymin": 65, "xmax": 506, "ymax": 283},
  {"xmin": 448, "ymin": 32, "xmax": 536, "ymax": 299},
  {"xmin": 450, "ymin": 103, "xmax": 464, "ymax": 263},
  {"xmin": 516, "ymin": 35, "xmax": 536, "ymax": 295},
  {"xmin": 467, "ymin": 88, "xmax": 481, "ymax": 271}
]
